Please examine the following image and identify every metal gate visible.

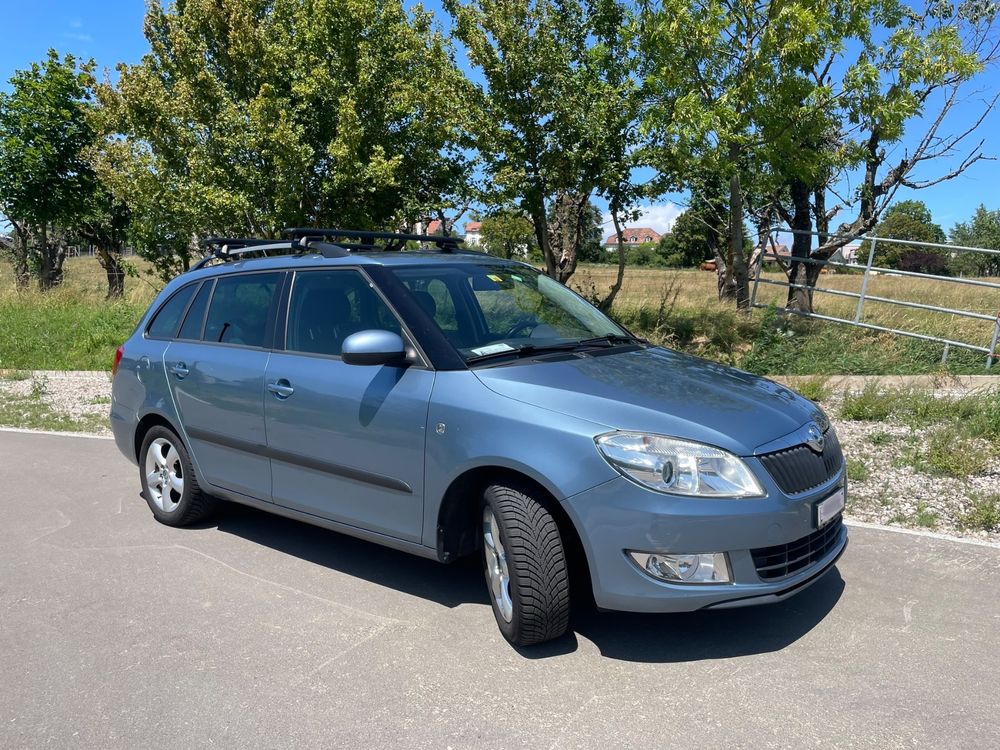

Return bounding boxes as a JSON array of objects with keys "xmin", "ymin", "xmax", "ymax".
[{"xmin": 748, "ymin": 229, "xmax": 1000, "ymax": 368}]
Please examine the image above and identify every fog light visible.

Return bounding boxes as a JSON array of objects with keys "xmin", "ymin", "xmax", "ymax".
[{"xmin": 628, "ymin": 551, "xmax": 731, "ymax": 583}]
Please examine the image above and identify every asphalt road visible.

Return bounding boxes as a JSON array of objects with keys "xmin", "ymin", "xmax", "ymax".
[{"xmin": 2, "ymin": 430, "xmax": 999, "ymax": 749}]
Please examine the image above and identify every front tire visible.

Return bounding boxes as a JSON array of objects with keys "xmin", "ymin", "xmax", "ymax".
[
  {"xmin": 481, "ymin": 483, "xmax": 570, "ymax": 646},
  {"xmin": 139, "ymin": 425, "xmax": 216, "ymax": 526}
]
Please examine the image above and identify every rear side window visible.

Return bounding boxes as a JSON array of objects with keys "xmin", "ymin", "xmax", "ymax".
[
  {"xmin": 286, "ymin": 270, "xmax": 401, "ymax": 357},
  {"xmin": 203, "ymin": 273, "xmax": 281, "ymax": 348},
  {"xmin": 178, "ymin": 281, "xmax": 213, "ymax": 340},
  {"xmin": 147, "ymin": 284, "xmax": 197, "ymax": 339}
]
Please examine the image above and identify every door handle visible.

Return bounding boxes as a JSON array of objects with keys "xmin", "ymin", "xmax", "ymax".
[
  {"xmin": 170, "ymin": 362, "xmax": 189, "ymax": 378},
  {"xmin": 267, "ymin": 380, "xmax": 294, "ymax": 399}
]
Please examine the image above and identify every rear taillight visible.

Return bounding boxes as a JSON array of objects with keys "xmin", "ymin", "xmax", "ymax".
[{"xmin": 112, "ymin": 345, "xmax": 124, "ymax": 377}]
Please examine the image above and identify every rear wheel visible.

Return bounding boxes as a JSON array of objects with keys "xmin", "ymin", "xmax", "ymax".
[
  {"xmin": 139, "ymin": 426, "xmax": 216, "ymax": 526},
  {"xmin": 481, "ymin": 483, "xmax": 570, "ymax": 646}
]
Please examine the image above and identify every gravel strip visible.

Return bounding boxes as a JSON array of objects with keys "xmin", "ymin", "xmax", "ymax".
[{"xmin": 3, "ymin": 370, "xmax": 997, "ymax": 543}]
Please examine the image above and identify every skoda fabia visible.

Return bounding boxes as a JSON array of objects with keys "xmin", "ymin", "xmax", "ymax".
[{"xmin": 111, "ymin": 230, "xmax": 847, "ymax": 646}]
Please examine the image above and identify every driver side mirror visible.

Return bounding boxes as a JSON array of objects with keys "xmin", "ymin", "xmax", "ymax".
[{"xmin": 341, "ymin": 330, "xmax": 408, "ymax": 366}]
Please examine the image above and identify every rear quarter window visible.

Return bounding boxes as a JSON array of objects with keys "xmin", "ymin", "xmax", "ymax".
[{"xmin": 146, "ymin": 284, "xmax": 197, "ymax": 339}]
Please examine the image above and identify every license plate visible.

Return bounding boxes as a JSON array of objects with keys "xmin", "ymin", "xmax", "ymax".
[{"xmin": 816, "ymin": 488, "xmax": 845, "ymax": 528}]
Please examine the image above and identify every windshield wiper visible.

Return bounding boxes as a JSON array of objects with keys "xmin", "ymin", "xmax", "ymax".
[
  {"xmin": 575, "ymin": 333, "xmax": 646, "ymax": 347},
  {"xmin": 465, "ymin": 342, "xmax": 582, "ymax": 365}
]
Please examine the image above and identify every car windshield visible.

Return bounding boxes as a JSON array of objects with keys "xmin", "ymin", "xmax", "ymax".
[{"xmin": 391, "ymin": 263, "xmax": 633, "ymax": 362}]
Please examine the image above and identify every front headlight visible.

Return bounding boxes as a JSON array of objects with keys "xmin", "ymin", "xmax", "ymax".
[{"xmin": 595, "ymin": 432, "xmax": 765, "ymax": 498}]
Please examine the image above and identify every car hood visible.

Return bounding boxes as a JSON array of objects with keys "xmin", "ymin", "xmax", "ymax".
[{"xmin": 473, "ymin": 346, "xmax": 822, "ymax": 456}]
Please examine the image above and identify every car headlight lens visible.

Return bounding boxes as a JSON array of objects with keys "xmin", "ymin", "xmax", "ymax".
[
  {"xmin": 595, "ymin": 432, "xmax": 765, "ymax": 498},
  {"xmin": 628, "ymin": 551, "xmax": 731, "ymax": 583}
]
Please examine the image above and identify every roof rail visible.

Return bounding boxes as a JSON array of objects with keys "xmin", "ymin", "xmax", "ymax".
[
  {"xmin": 283, "ymin": 227, "xmax": 468, "ymax": 253},
  {"xmin": 191, "ymin": 237, "xmax": 295, "ymax": 270},
  {"xmin": 189, "ymin": 227, "xmax": 479, "ymax": 271}
]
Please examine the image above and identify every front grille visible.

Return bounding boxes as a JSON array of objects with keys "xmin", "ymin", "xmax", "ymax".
[
  {"xmin": 751, "ymin": 517, "xmax": 844, "ymax": 581},
  {"xmin": 758, "ymin": 429, "xmax": 844, "ymax": 494}
]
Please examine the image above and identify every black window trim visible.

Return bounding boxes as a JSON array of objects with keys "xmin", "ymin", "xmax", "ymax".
[
  {"xmin": 176, "ymin": 278, "xmax": 215, "ymax": 342},
  {"xmin": 144, "ymin": 281, "xmax": 201, "ymax": 341},
  {"xmin": 196, "ymin": 269, "xmax": 288, "ymax": 352},
  {"xmin": 276, "ymin": 266, "xmax": 431, "ymax": 368}
]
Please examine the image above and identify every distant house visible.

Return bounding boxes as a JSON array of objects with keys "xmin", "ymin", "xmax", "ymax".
[
  {"xmin": 418, "ymin": 219, "xmax": 483, "ymax": 248},
  {"xmin": 604, "ymin": 227, "xmax": 662, "ymax": 249},
  {"xmin": 832, "ymin": 243, "xmax": 861, "ymax": 265},
  {"xmin": 463, "ymin": 220, "xmax": 482, "ymax": 247}
]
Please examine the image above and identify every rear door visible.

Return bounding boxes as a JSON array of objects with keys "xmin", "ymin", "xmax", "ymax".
[
  {"xmin": 163, "ymin": 271, "xmax": 284, "ymax": 500},
  {"xmin": 263, "ymin": 268, "xmax": 433, "ymax": 542}
]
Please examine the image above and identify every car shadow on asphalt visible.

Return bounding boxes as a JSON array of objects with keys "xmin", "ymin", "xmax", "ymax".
[{"xmin": 212, "ymin": 502, "xmax": 845, "ymax": 663}]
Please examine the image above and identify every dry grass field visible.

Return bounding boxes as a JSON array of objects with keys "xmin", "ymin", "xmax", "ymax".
[
  {"xmin": 1, "ymin": 255, "xmax": 999, "ymax": 373},
  {"xmin": 575, "ymin": 265, "xmax": 1000, "ymax": 352}
]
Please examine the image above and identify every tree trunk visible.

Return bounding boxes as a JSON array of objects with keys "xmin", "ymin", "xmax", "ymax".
[
  {"xmin": 729, "ymin": 165, "xmax": 749, "ymax": 310},
  {"xmin": 786, "ymin": 179, "xmax": 815, "ymax": 312},
  {"xmin": 96, "ymin": 245, "xmax": 126, "ymax": 299},
  {"xmin": 598, "ymin": 209, "xmax": 627, "ymax": 312},
  {"xmin": 548, "ymin": 191, "xmax": 585, "ymax": 284},
  {"xmin": 36, "ymin": 224, "xmax": 67, "ymax": 291},
  {"xmin": 529, "ymin": 193, "xmax": 558, "ymax": 279},
  {"xmin": 713, "ymin": 231, "xmax": 736, "ymax": 301},
  {"xmin": 11, "ymin": 224, "xmax": 30, "ymax": 289}
]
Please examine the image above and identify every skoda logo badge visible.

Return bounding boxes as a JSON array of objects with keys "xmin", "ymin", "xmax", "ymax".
[{"xmin": 805, "ymin": 422, "xmax": 825, "ymax": 454}]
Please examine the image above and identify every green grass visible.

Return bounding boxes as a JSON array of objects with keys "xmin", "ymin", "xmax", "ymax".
[
  {"xmin": 901, "ymin": 426, "xmax": 992, "ymax": 478},
  {"xmin": 915, "ymin": 502, "xmax": 939, "ymax": 529},
  {"xmin": 0, "ymin": 380, "xmax": 108, "ymax": 433},
  {"xmin": 846, "ymin": 459, "xmax": 871, "ymax": 482},
  {"xmin": 0, "ymin": 369, "xmax": 31, "ymax": 380},
  {"xmin": 2, "ymin": 256, "xmax": 1000, "ymax": 373},
  {"xmin": 0, "ymin": 296, "xmax": 143, "ymax": 370},
  {"xmin": 867, "ymin": 430, "xmax": 893, "ymax": 446},
  {"xmin": 791, "ymin": 377, "xmax": 831, "ymax": 402},
  {"xmin": 840, "ymin": 385, "xmax": 897, "ymax": 421},
  {"xmin": 958, "ymin": 495, "xmax": 1000, "ymax": 533}
]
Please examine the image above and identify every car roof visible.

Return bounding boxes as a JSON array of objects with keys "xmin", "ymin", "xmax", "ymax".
[{"xmin": 182, "ymin": 246, "xmax": 533, "ymax": 282}]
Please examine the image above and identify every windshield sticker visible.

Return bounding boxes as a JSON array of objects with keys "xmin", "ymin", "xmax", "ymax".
[
  {"xmin": 470, "ymin": 342, "xmax": 516, "ymax": 356},
  {"xmin": 511, "ymin": 274, "xmax": 523, "ymax": 282},
  {"xmin": 487, "ymin": 274, "xmax": 504, "ymax": 282}
]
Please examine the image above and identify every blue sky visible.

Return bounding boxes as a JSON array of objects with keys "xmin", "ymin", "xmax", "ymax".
[{"xmin": 1, "ymin": 0, "xmax": 997, "ymax": 237}]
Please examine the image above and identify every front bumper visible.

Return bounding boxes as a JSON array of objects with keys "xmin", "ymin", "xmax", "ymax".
[{"xmin": 563, "ymin": 472, "xmax": 848, "ymax": 613}]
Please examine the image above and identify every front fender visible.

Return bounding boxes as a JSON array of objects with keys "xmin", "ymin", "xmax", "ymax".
[{"xmin": 421, "ymin": 370, "xmax": 618, "ymax": 549}]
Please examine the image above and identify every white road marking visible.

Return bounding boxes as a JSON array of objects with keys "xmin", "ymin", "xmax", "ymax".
[
  {"xmin": 844, "ymin": 519, "xmax": 1000, "ymax": 550},
  {"xmin": 0, "ymin": 426, "xmax": 113, "ymax": 440}
]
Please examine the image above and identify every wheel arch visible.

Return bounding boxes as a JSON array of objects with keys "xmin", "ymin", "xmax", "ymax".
[
  {"xmin": 133, "ymin": 411, "xmax": 182, "ymax": 462},
  {"xmin": 435, "ymin": 465, "xmax": 592, "ymax": 602}
]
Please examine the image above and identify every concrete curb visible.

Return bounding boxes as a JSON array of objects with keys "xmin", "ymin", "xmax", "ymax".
[{"xmin": 773, "ymin": 374, "xmax": 1000, "ymax": 393}]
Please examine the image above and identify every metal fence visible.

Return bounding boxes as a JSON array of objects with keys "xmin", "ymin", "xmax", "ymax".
[{"xmin": 748, "ymin": 228, "xmax": 1000, "ymax": 369}]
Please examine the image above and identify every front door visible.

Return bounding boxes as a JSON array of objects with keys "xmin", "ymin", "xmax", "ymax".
[
  {"xmin": 264, "ymin": 269, "xmax": 432, "ymax": 542},
  {"xmin": 163, "ymin": 271, "xmax": 284, "ymax": 500}
]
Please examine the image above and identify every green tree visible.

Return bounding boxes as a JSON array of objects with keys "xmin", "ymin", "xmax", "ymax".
[
  {"xmin": 479, "ymin": 210, "xmax": 538, "ymax": 259},
  {"xmin": 103, "ymin": 0, "xmax": 472, "ymax": 278},
  {"xmin": 447, "ymin": 0, "xmax": 647, "ymax": 289},
  {"xmin": 871, "ymin": 200, "xmax": 946, "ymax": 270},
  {"xmin": 642, "ymin": 0, "xmax": 999, "ymax": 313},
  {"xmin": 950, "ymin": 205, "xmax": 1000, "ymax": 277},
  {"xmin": 0, "ymin": 51, "xmax": 97, "ymax": 290}
]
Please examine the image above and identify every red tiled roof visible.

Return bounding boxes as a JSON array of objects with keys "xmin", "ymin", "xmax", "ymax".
[
  {"xmin": 605, "ymin": 227, "xmax": 662, "ymax": 244},
  {"xmin": 426, "ymin": 219, "xmax": 442, "ymax": 234},
  {"xmin": 464, "ymin": 221, "xmax": 482, "ymax": 232}
]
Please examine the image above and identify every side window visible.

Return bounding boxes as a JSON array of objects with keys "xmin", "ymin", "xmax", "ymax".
[
  {"xmin": 203, "ymin": 273, "xmax": 281, "ymax": 348},
  {"xmin": 147, "ymin": 284, "xmax": 197, "ymax": 339},
  {"xmin": 287, "ymin": 270, "xmax": 401, "ymax": 357},
  {"xmin": 400, "ymin": 276, "xmax": 458, "ymax": 334},
  {"xmin": 177, "ymin": 281, "xmax": 213, "ymax": 340}
]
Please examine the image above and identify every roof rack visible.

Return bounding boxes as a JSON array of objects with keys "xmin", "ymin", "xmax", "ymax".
[
  {"xmin": 283, "ymin": 227, "xmax": 469, "ymax": 254},
  {"xmin": 190, "ymin": 237, "xmax": 295, "ymax": 271},
  {"xmin": 189, "ymin": 227, "xmax": 480, "ymax": 271}
]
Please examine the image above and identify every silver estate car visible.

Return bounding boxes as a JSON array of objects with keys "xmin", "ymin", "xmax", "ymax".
[{"xmin": 111, "ymin": 229, "xmax": 848, "ymax": 646}]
